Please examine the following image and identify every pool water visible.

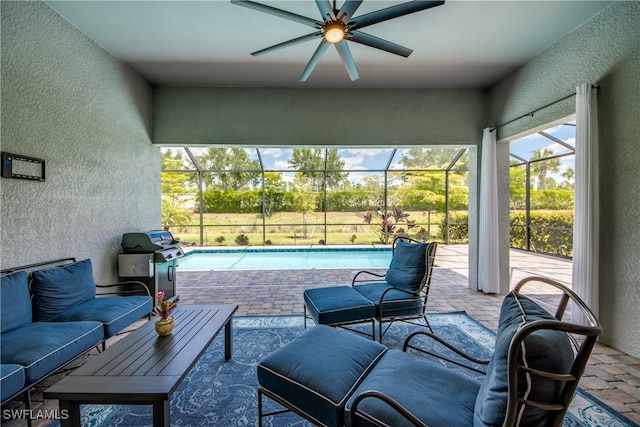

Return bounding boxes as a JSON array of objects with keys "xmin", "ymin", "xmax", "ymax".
[{"xmin": 177, "ymin": 248, "xmax": 393, "ymax": 271}]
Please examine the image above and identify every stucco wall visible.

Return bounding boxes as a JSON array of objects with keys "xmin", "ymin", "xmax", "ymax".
[
  {"xmin": 487, "ymin": 1, "xmax": 640, "ymax": 357},
  {"xmin": 153, "ymin": 86, "xmax": 486, "ymax": 146},
  {"xmin": 0, "ymin": 1, "xmax": 159, "ymax": 284}
]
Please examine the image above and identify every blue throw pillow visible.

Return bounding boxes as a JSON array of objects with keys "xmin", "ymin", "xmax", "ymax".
[
  {"xmin": 473, "ymin": 292, "xmax": 574, "ymax": 426},
  {"xmin": 31, "ymin": 259, "xmax": 96, "ymax": 321},
  {"xmin": 0, "ymin": 271, "xmax": 32, "ymax": 333},
  {"xmin": 385, "ymin": 240, "xmax": 428, "ymax": 292}
]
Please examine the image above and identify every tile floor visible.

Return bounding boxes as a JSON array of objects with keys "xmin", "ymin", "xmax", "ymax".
[{"xmin": 3, "ymin": 244, "xmax": 639, "ymax": 426}]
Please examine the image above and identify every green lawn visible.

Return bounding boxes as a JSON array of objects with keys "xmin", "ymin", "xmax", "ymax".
[{"xmin": 169, "ymin": 211, "xmax": 445, "ymax": 246}]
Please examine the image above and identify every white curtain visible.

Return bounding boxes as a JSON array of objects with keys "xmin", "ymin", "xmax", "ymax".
[
  {"xmin": 572, "ymin": 83, "xmax": 599, "ymax": 324},
  {"xmin": 478, "ymin": 128, "xmax": 500, "ymax": 293}
]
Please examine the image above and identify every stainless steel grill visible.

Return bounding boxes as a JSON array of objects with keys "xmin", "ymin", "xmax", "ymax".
[{"xmin": 118, "ymin": 230, "xmax": 184, "ymax": 298}]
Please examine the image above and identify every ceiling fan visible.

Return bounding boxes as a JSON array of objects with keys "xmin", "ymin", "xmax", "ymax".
[{"xmin": 231, "ymin": 0, "xmax": 445, "ymax": 82}]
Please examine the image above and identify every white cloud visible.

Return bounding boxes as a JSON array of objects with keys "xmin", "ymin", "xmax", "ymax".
[
  {"xmin": 273, "ymin": 159, "xmax": 292, "ymax": 170},
  {"xmin": 343, "ymin": 156, "xmax": 365, "ymax": 169},
  {"xmin": 259, "ymin": 148, "xmax": 284, "ymax": 158}
]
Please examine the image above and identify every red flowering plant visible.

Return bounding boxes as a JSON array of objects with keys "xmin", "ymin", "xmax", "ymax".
[
  {"xmin": 363, "ymin": 207, "xmax": 416, "ymax": 244},
  {"xmin": 152, "ymin": 291, "xmax": 178, "ymax": 319}
]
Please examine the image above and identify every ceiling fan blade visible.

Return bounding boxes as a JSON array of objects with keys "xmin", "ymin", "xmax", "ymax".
[
  {"xmin": 337, "ymin": 0, "xmax": 364, "ymax": 24},
  {"xmin": 334, "ymin": 41, "xmax": 360, "ymax": 81},
  {"xmin": 315, "ymin": 0, "xmax": 336, "ymax": 22},
  {"xmin": 231, "ymin": 0, "xmax": 321, "ymax": 28},
  {"xmin": 350, "ymin": 0, "xmax": 445, "ymax": 30},
  {"xmin": 299, "ymin": 40, "xmax": 330, "ymax": 82},
  {"xmin": 251, "ymin": 32, "xmax": 322, "ymax": 57},
  {"xmin": 348, "ymin": 30, "xmax": 413, "ymax": 57}
]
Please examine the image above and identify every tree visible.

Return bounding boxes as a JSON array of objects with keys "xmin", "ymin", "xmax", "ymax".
[
  {"xmin": 509, "ymin": 165, "xmax": 527, "ymax": 210},
  {"xmin": 399, "ymin": 147, "xmax": 468, "ymax": 170},
  {"xmin": 196, "ymin": 148, "xmax": 260, "ymax": 191},
  {"xmin": 161, "ymin": 150, "xmax": 196, "ymax": 230},
  {"xmin": 262, "ymin": 172, "xmax": 287, "ymax": 217},
  {"xmin": 530, "ymin": 148, "xmax": 561, "ymax": 190},
  {"xmin": 161, "ymin": 152, "xmax": 194, "ymax": 201},
  {"xmin": 560, "ymin": 168, "xmax": 575, "ymax": 189},
  {"xmin": 290, "ymin": 175, "xmax": 318, "ymax": 239},
  {"xmin": 161, "ymin": 198, "xmax": 193, "ymax": 232},
  {"xmin": 288, "ymin": 148, "xmax": 348, "ymax": 191}
]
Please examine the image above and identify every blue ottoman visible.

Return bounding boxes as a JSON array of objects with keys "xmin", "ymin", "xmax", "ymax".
[
  {"xmin": 304, "ymin": 285, "xmax": 377, "ymax": 338},
  {"xmin": 257, "ymin": 325, "xmax": 387, "ymax": 427}
]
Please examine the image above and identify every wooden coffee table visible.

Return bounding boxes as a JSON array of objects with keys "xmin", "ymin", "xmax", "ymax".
[{"xmin": 44, "ymin": 304, "xmax": 238, "ymax": 427}]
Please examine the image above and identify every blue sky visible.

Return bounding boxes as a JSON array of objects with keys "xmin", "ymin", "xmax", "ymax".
[{"xmin": 509, "ymin": 120, "xmax": 576, "ymax": 183}]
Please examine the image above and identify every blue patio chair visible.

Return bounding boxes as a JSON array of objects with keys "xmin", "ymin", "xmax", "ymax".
[
  {"xmin": 304, "ymin": 237, "xmax": 437, "ymax": 342},
  {"xmin": 351, "ymin": 237, "xmax": 438, "ymax": 341}
]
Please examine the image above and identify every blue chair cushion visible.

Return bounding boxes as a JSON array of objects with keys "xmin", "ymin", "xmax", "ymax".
[
  {"xmin": 354, "ymin": 282, "xmax": 423, "ymax": 318},
  {"xmin": 48, "ymin": 295, "xmax": 152, "ymax": 338},
  {"xmin": 304, "ymin": 286, "xmax": 375, "ymax": 325},
  {"xmin": 346, "ymin": 350, "xmax": 480, "ymax": 426},
  {"xmin": 1, "ymin": 364, "xmax": 25, "ymax": 402},
  {"xmin": 385, "ymin": 240, "xmax": 427, "ymax": 292},
  {"xmin": 258, "ymin": 325, "xmax": 387, "ymax": 427},
  {"xmin": 474, "ymin": 291, "xmax": 574, "ymax": 427},
  {"xmin": 0, "ymin": 321, "xmax": 103, "ymax": 384},
  {"xmin": 31, "ymin": 259, "xmax": 97, "ymax": 321},
  {"xmin": 1, "ymin": 271, "xmax": 32, "ymax": 334}
]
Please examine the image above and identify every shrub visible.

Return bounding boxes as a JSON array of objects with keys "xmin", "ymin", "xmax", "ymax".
[
  {"xmin": 510, "ymin": 210, "xmax": 573, "ymax": 255},
  {"xmin": 235, "ymin": 234, "xmax": 250, "ymax": 245},
  {"xmin": 437, "ymin": 212, "xmax": 469, "ymax": 242},
  {"xmin": 437, "ymin": 210, "xmax": 573, "ymax": 256}
]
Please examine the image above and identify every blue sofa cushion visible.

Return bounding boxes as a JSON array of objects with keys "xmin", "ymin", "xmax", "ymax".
[
  {"xmin": 474, "ymin": 291, "xmax": 574, "ymax": 427},
  {"xmin": 385, "ymin": 240, "xmax": 427, "ymax": 292},
  {"xmin": 1, "ymin": 271, "xmax": 32, "ymax": 333},
  {"xmin": 258, "ymin": 325, "xmax": 387, "ymax": 427},
  {"xmin": 48, "ymin": 295, "xmax": 152, "ymax": 338},
  {"xmin": 304, "ymin": 286, "xmax": 375, "ymax": 325},
  {"xmin": 0, "ymin": 321, "xmax": 103, "ymax": 384},
  {"xmin": 31, "ymin": 259, "xmax": 96, "ymax": 321},
  {"xmin": 346, "ymin": 350, "xmax": 481, "ymax": 426},
  {"xmin": 354, "ymin": 282, "xmax": 422, "ymax": 318},
  {"xmin": 1, "ymin": 364, "xmax": 25, "ymax": 402}
]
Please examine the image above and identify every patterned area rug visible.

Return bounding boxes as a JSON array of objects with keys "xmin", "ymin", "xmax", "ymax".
[{"xmin": 50, "ymin": 313, "xmax": 634, "ymax": 427}]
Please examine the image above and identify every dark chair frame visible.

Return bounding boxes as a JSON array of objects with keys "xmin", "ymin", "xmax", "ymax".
[
  {"xmin": 348, "ymin": 276, "xmax": 603, "ymax": 427},
  {"xmin": 351, "ymin": 237, "xmax": 437, "ymax": 341}
]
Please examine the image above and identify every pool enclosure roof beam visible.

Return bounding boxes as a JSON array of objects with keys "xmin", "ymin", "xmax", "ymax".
[
  {"xmin": 538, "ymin": 131, "xmax": 575, "ymax": 152},
  {"xmin": 183, "ymin": 147, "xmax": 203, "ymax": 172},
  {"xmin": 446, "ymin": 148, "xmax": 467, "ymax": 171}
]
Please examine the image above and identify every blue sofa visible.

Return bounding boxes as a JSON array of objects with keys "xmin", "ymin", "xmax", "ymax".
[{"xmin": 0, "ymin": 258, "xmax": 152, "ymax": 415}]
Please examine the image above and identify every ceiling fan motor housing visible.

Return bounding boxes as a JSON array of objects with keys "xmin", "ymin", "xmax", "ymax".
[{"xmin": 324, "ymin": 22, "xmax": 346, "ymax": 43}]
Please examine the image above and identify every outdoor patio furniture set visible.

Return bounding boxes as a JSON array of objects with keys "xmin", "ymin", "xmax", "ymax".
[
  {"xmin": 260, "ymin": 237, "xmax": 603, "ymax": 426},
  {"xmin": 0, "ymin": 240, "xmax": 603, "ymax": 427}
]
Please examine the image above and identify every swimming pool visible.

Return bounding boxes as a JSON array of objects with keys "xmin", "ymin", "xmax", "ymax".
[{"xmin": 177, "ymin": 248, "xmax": 392, "ymax": 271}]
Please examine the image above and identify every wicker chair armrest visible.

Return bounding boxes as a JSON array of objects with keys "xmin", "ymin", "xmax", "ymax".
[
  {"xmin": 96, "ymin": 281, "xmax": 151, "ymax": 297},
  {"xmin": 348, "ymin": 390, "xmax": 427, "ymax": 427},
  {"xmin": 403, "ymin": 330, "xmax": 490, "ymax": 375}
]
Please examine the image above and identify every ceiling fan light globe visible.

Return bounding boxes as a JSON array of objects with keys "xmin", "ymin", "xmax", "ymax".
[{"xmin": 324, "ymin": 23, "xmax": 345, "ymax": 43}]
